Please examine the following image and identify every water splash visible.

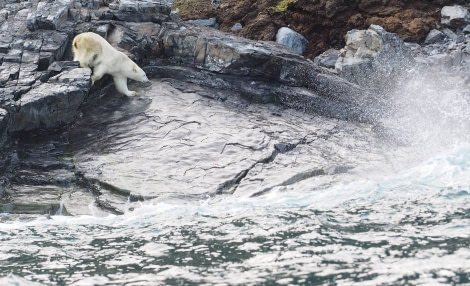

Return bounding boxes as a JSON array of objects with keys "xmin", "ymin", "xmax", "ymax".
[
  {"xmin": 379, "ymin": 67, "xmax": 470, "ymax": 148},
  {"xmin": 54, "ymin": 201, "xmax": 65, "ymax": 216}
]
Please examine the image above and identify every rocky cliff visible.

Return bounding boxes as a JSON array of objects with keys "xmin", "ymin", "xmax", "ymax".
[
  {"xmin": 174, "ymin": 0, "xmax": 468, "ymax": 58},
  {"xmin": 0, "ymin": 0, "xmax": 387, "ymax": 143}
]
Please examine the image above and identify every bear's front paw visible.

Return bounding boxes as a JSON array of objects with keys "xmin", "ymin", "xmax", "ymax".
[{"xmin": 126, "ymin": 91, "xmax": 137, "ymax": 96}]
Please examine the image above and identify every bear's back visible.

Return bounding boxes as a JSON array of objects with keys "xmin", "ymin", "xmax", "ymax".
[{"xmin": 73, "ymin": 32, "xmax": 118, "ymax": 55}]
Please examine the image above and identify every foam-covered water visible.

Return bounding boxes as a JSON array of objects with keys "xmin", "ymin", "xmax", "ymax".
[{"xmin": 0, "ymin": 143, "xmax": 469, "ymax": 285}]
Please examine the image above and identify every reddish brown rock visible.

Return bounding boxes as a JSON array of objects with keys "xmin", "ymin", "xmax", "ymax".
[{"xmin": 174, "ymin": 0, "xmax": 466, "ymax": 59}]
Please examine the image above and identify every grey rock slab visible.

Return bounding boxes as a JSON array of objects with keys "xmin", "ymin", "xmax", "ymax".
[
  {"xmin": 442, "ymin": 28, "xmax": 458, "ymax": 41},
  {"xmin": 114, "ymin": 0, "xmax": 171, "ymax": 23},
  {"xmin": 26, "ymin": 0, "xmax": 72, "ymax": 31},
  {"xmin": 23, "ymin": 38, "xmax": 42, "ymax": 52},
  {"xmin": 40, "ymin": 31, "xmax": 68, "ymax": 62},
  {"xmin": 3, "ymin": 48, "xmax": 22, "ymax": 63},
  {"xmin": 162, "ymin": 24, "xmax": 296, "ymax": 77},
  {"xmin": 161, "ymin": 24, "xmax": 379, "ymax": 122},
  {"xmin": 70, "ymin": 79, "xmax": 387, "ymax": 213},
  {"xmin": 0, "ymin": 185, "xmax": 64, "ymax": 215},
  {"xmin": 145, "ymin": 65, "xmax": 379, "ymax": 123},
  {"xmin": 0, "ymin": 62, "xmax": 20, "ymax": 84},
  {"xmin": 20, "ymin": 50, "xmax": 39, "ymax": 64},
  {"xmin": 463, "ymin": 24, "xmax": 470, "ymax": 34},
  {"xmin": 11, "ymin": 68, "xmax": 91, "ymax": 132},
  {"xmin": 0, "ymin": 133, "xmax": 85, "ymax": 215},
  {"xmin": 119, "ymin": 0, "xmax": 171, "ymax": 14}
]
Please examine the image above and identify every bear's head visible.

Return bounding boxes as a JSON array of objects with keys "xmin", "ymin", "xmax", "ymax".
[{"xmin": 132, "ymin": 64, "xmax": 149, "ymax": 82}]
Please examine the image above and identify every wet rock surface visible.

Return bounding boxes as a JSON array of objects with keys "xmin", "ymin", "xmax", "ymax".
[{"xmin": 2, "ymin": 79, "xmax": 390, "ymax": 215}]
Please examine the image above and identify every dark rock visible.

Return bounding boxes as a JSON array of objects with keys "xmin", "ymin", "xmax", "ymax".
[
  {"xmin": 11, "ymin": 68, "xmax": 91, "ymax": 132},
  {"xmin": 274, "ymin": 143, "xmax": 296, "ymax": 154},
  {"xmin": 158, "ymin": 23, "xmax": 381, "ymax": 122},
  {"xmin": 314, "ymin": 48, "xmax": 340, "ymax": 69},
  {"xmin": 3, "ymin": 49, "xmax": 22, "ymax": 63},
  {"xmin": 424, "ymin": 29, "xmax": 446, "ymax": 44},
  {"xmin": 113, "ymin": 0, "xmax": 171, "ymax": 23},
  {"xmin": 95, "ymin": 24, "xmax": 113, "ymax": 38},
  {"xmin": 185, "ymin": 17, "xmax": 218, "ymax": 28},
  {"xmin": 40, "ymin": 32, "xmax": 68, "ymax": 63},
  {"xmin": 0, "ymin": 108, "xmax": 9, "ymax": 142},
  {"xmin": 47, "ymin": 61, "xmax": 79, "ymax": 73}
]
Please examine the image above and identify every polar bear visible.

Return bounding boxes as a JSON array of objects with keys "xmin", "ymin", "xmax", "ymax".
[{"xmin": 72, "ymin": 32, "xmax": 149, "ymax": 96}]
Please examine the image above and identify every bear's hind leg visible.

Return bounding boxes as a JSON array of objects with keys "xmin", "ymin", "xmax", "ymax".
[{"xmin": 113, "ymin": 74, "xmax": 136, "ymax": 96}]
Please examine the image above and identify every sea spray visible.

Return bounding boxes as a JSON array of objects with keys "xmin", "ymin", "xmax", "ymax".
[{"xmin": 379, "ymin": 68, "xmax": 470, "ymax": 149}]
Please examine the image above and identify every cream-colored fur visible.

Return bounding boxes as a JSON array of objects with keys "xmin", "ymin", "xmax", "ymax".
[{"xmin": 72, "ymin": 32, "xmax": 149, "ymax": 96}]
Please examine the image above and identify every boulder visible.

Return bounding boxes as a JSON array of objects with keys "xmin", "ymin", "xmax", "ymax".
[
  {"xmin": 442, "ymin": 28, "xmax": 458, "ymax": 41},
  {"xmin": 424, "ymin": 29, "xmax": 446, "ymax": 44},
  {"xmin": 113, "ymin": 0, "xmax": 171, "ymax": 23},
  {"xmin": 275, "ymin": 27, "xmax": 308, "ymax": 55},
  {"xmin": 231, "ymin": 23, "xmax": 242, "ymax": 31},
  {"xmin": 314, "ymin": 49, "xmax": 340, "ymax": 69},
  {"xmin": 441, "ymin": 5, "xmax": 470, "ymax": 28},
  {"xmin": 185, "ymin": 17, "xmax": 218, "ymax": 28},
  {"xmin": 335, "ymin": 24, "xmax": 414, "ymax": 90}
]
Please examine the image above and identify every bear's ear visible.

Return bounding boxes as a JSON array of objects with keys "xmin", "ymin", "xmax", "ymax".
[{"xmin": 132, "ymin": 64, "xmax": 137, "ymax": 72}]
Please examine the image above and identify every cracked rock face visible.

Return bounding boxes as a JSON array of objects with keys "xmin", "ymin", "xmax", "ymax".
[
  {"xmin": 0, "ymin": 0, "xmax": 84, "ymax": 138},
  {"xmin": 11, "ymin": 67, "xmax": 91, "ymax": 132}
]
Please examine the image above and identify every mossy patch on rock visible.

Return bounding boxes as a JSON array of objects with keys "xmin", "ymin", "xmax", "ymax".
[
  {"xmin": 172, "ymin": 0, "xmax": 218, "ymax": 20},
  {"xmin": 273, "ymin": 0, "xmax": 297, "ymax": 12}
]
